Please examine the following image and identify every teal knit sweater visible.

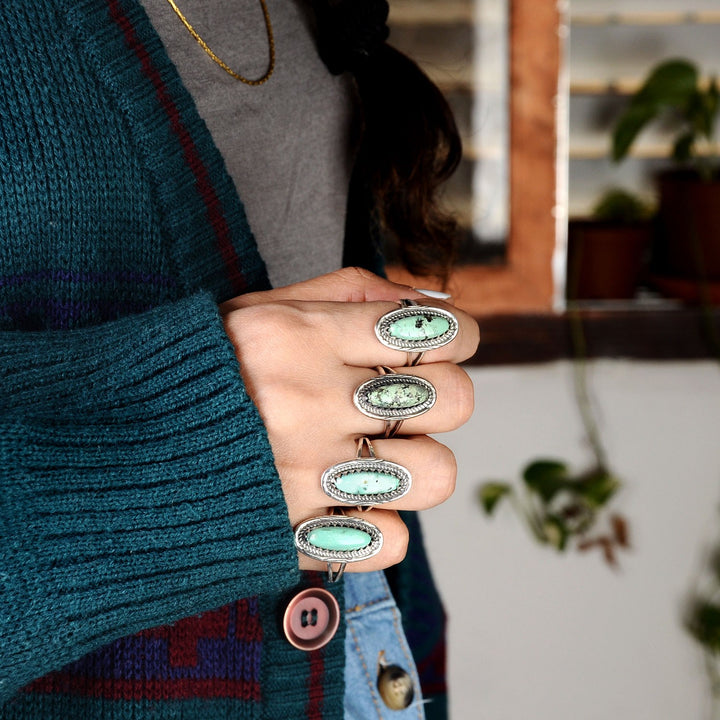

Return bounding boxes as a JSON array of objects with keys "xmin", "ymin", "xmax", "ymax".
[{"xmin": 0, "ymin": 0, "xmax": 344, "ymax": 717}]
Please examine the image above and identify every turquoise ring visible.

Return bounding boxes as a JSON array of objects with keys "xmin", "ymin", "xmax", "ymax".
[
  {"xmin": 321, "ymin": 437, "xmax": 412, "ymax": 509},
  {"xmin": 353, "ymin": 368, "xmax": 436, "ymax": 427},
  {"xmin": 375, "ymin": 300, "xmax": 458, "ymax": 364},
  {"xmin": 294, "ymin": 515, "xmax": 383, "ymax": 581}
]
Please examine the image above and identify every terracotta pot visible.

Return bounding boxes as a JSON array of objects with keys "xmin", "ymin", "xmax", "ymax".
[
  {"xmin": 655, "ymin": 170, "xmax": 720, "ymax": 281},
  {"xmin": 566, "ymin": 220, "xmax": 652, "ymax": 300}
]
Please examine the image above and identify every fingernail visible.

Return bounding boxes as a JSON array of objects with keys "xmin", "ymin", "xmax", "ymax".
[{"xmin": 413, "ymin": 288, "xmax": 452, "ymax": 300}]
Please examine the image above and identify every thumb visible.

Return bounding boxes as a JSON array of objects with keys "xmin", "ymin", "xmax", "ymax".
[{"xmin": 220, "ymin": 267, "xmax": 425, "ymax": 311}]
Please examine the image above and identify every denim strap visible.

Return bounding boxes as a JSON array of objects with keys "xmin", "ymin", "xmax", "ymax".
[{"xmin": 343, "ymin": 571, "xmax": 425, "ymax": 720}]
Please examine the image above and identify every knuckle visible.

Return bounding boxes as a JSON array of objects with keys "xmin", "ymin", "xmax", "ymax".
[
  {"xmin": 455, "ymin": 313, "xmax": 481, "ymax": 359},
  {"xmin": 338, "ymin": 266, "xmax": 373, "ymax": 282},
  {"xmin": 385, "ymin": 522, "xmax": 410, "ymax": 567},
  {"xmin": 334, "ymin": 267, "xmax": 376, "ymax": 300},
  {"xmin": 244, "ymin": 303, "xmax": 315, "ymax": 349},
  {"xmin": 446, "ymin": 366, "xmax": 475, "ymax": 426},
  {"xmin": 432, "ymin": 444, "xmax": 457, "ymax": 504}
]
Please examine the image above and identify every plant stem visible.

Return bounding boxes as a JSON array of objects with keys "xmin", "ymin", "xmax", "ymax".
[
  {"xmin": 705, "ymin": 651, "xmax": 720, "ymax": 720},
  {"xmin": 567, "ymin": 306, "xmax": 608, "ymax": 470},
  {"xmin": 508, "ymin": 491, "xmax": 547, "ymax": 544}
]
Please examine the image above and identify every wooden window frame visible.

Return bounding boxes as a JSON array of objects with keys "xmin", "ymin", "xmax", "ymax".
[{"xmin": 388, "ymin": 0, "xmax": 561, "ymax": 316}]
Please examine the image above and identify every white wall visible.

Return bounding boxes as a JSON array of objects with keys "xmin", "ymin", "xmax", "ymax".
[{"xmin": 423, "ymin": 360, "xmax": 720, "ymax": 720}]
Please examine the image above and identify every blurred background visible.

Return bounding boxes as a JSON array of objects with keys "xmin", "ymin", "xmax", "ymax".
[{"xmin": 386, "ymin": 1, "xmax": 720, "ymax": 717}]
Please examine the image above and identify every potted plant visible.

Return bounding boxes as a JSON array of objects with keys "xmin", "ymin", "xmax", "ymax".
[
  {"xmin": 612, "ymin": 58, "xmax": 720, "ymax": 299},
  {"xmin": 478, "ymin": 308, "xmax": 630, "ymax": 568},
  {"xmin": 479, "ymin": 459, "xmax": 628, "ymax": 565},
  {"xmin": 567, "ymin": 188, "xmax": 654, "ymax": 301}
]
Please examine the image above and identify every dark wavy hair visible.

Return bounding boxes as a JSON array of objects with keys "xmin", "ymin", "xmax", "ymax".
[{"xmin": 312, "ymin": 0, "xmax": 463, "ymax": 285}]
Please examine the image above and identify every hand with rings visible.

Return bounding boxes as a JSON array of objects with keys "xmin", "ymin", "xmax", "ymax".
[{"xmin": 221, "ymin": 267, "xmax": 479, "ymax": 578}]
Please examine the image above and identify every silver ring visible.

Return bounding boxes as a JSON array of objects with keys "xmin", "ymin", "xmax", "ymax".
[
  {"xmin": 294, "ymin": 515, "xmax": 383, "ymax": 569},
  {"xmin": 321, "ymin": 437, "xmax": 412, "ymax": 509},
  {"xmin": 327, "ymin": 563, "xmax": 346, "ymax": 583},
  {"xmin": 375, "ymin": 300, "xmax": 458, "ymax": 364},
  {"xmin": 384, "ymin": 419, "xmax": 403, "ymax": 438},
  {"xmin": 353, "ymin": 368, "xmax": 436, "ymax": 424}
]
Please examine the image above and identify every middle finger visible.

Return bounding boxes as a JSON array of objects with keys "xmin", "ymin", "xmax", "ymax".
[{"xmin": 340, "ymin": 363, "xmax": 475, "ymax": 438}]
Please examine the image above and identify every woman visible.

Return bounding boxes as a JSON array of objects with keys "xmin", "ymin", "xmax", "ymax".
[{"xmin": 0, "ymin": 0, "xmax": 478, "ymax": 717}]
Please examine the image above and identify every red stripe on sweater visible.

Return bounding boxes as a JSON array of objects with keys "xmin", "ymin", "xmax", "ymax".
[
  {"xmin": 27, "ymin": 676, "xmax": 261, "ymax": 702},
  {"xmin": 106, "ymin": 0, "xmax": 247, "ymax": 294},
  {"xmin": 307, "ymin": 649, "xmax": 325, "ymax": 719},
  {"xmin": 305, "ymin": 573, "xmax": 326, "ymax": 718}
]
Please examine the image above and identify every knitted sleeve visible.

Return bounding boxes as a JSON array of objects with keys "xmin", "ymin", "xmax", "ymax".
[{"xmin": 0, "ymin": 292, "xmax": 300, "ymax": 702}]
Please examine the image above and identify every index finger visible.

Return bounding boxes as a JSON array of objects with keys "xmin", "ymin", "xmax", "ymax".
[
  {"xmin": 220, "ymin": 267, "xmax": 426, "ymax": 312},
  {"xmin": 324, "ymin": 299, "xmax": 479, "ymax": 368}
]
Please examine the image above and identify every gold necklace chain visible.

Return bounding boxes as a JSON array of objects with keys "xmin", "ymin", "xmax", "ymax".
[{"xmin": 164, "ymin": 0, "xmax": 275, "ymax": 86}]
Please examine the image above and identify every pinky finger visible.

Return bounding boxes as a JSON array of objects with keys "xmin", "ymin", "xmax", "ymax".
[{"xmin": 295, "ymin": 509, "xmax": 409, "ymax": 575}]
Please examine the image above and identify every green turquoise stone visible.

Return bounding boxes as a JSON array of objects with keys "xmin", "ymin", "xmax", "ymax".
[
  {"xmin": 368, "ymin": 382, "xmax": 429, "ymax": 410},
  {"xmin": 308, "ymin": 526, "xmax": 372, "ymax": 552},
  {"xmin": 389, "ymin": 314, "xmax": 450, "ymax": 341},
  {"xmin": 336, "ymin": 471, "xmax": 400, "ymax": 496}
]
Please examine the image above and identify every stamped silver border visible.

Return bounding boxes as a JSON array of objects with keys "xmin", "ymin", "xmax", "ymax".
[
  {"xmin": 353, "ymin": 374, "xmax": 436, "ymax": 420},
  {"xmin": 375, "ymin": 305, "xmax": 459, "ymax": 352},
  {"xmin": 294, "ymin": 516, "xmax": 383, "ymax": 564},
  {"xmin": 321, "ymin": 458, "xmax": 412, "ymax": 506}
]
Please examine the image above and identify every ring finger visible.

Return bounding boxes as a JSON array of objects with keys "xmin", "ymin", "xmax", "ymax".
[{"xmin": 299, "ymin": 435, "xmax": 457, "ymax": 514}]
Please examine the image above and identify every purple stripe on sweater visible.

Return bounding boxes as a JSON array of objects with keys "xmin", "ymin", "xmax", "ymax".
[
  {"xmin": 0, "ymin": 269, "xmax": 177, "ymax": 288},
  {"xmin": 61, "ymin": 636, "xmax": 261, "ymax": 683}
]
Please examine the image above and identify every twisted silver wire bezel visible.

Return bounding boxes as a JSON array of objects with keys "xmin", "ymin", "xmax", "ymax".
[
  {"xmin": 294, "ymin": 516, "xmax": 383, "ymax": 564},
  {"xmin": 353, "ymin": 374, "xmax": 436, "ymax": 420},
  {"xmin": 375, "ymin": 305, "xmax": 459, "ymax": 352},
  {"xmin": 321, "ymin": 458, "xmax": 412, "ymax": 506}
]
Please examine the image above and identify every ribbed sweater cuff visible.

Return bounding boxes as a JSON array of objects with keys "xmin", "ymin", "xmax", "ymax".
[{"xmin": 0, "ymin": 293, "xmax": 299, "ymax": 700}]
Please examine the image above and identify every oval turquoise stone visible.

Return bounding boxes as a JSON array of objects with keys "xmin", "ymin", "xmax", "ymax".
[
  {"xmin": 389, "ymin": 314, "xmax": 450, "ymax": 341},
  {"xmin": 368, "ymin": 382, "xmax": 429, "ymax": 410},
  {"xmin": 336, "ymin": 471, "xmax": 400, "ymax": 496},
  {"xmin": 308, "ymin": 526, "xmax": 372, "ymax": 552}
]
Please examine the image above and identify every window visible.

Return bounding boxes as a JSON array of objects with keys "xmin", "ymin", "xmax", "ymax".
[{"xmin": 386, "ymin": 0, "xmax": 560, "ymax": 315}]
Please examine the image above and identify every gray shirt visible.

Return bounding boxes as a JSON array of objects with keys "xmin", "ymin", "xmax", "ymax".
[{"xmin": 141, "ymin": 0, "xmax": 354, "ymax": 287}]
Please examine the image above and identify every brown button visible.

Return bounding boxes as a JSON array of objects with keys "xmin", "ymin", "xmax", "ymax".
[
  {"xmin": 377, "ymin": 663, "xmax": 414, "ymax": 710},
  {"xmin": 283, "ymin": 588, "xmax": 340, "ymax": 651}
]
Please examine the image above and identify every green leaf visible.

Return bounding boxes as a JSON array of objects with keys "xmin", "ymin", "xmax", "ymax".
[
  {"xmin": 672, "ymin": 131, "xmax": 695, "ymax": 162},
  {"xmin": 523, "ymin": 460, "xmax": 568, "ymax": 502},
  {"xmin": 478, "ymin": 482, "xmax": 512, "ymax": 515},
  {"xmin": 612, "ymin": 104, "xmax": 660, "ymax": 161},
  {"xmin": 612, "ymin": 59, "xmax": 700, "ymax": 162},
  {"xmin": 710, "ymin": 548, "xmax": 720, "ymax": 581},
  {"xmin": 591, "ymin": 188, "xmax": 653, "ymax": 222},
  {"xmin": 575, "ymin": 469, "xmax": 621, "ymax": 508},
  {"xmin": 687, "ymin": 601, "xmax": 720, "ymax": 652},
  {"xmin": 542, "ymin": 516, "xmax": 569, "ymax": 551},
  {"xmin": 697, "ymin": 81, "xmax": 720, "ymax": 140},
  {"xmin": 634, "ymin": 59, "xmax": 699, "ymax": 107},
  {"xmin": 707, "ymin": 76, "xmax": 720, "ymax": 128}
]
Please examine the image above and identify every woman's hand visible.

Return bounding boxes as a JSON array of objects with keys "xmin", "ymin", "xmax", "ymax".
[{"xmin": 221, "ymin": 268, "xmax": 479, "ymax": 572}]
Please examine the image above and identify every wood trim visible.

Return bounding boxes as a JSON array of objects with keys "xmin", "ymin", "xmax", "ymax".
[
  {"xmin": 467, "ymin": 309, "xmax": 720, "ymax": 365},
  {"xmin": 388, "ymin": 0, "xmax": 561, "ymax": 316}
]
